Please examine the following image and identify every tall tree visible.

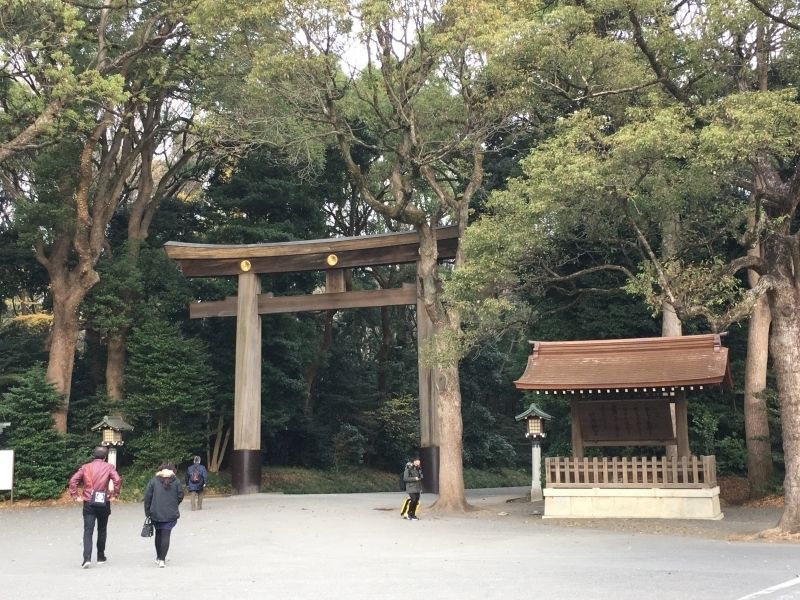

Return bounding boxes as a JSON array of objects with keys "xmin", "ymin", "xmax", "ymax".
[
  {"xmin": 453, "ymin": 0, "xmax": 800, "ymax": 532},
  {"xmin": 3, "ymin": 2, "xmax": 228, "ymax": 429},
  {"xmin": 235, "ymin": 0, "xmax": 523, "ymax": 510}
]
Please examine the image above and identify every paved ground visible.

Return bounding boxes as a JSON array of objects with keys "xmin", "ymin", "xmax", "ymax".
[{"xmin": 2, "ymin": 488, "xmax": 799, "ymax": 600}]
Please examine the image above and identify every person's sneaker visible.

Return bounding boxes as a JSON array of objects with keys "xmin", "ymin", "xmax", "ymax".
[
  {"xmin": 97, "ymin": 556, "xmax": 107, "ymax": 564},
  {"xmin": 410, "ymin": 516, "xmax": 419, "ymax": 520},
  {"xmin": 81, "ymin": 561, "xmax": 90, "ymax": 569},
  {"xmin": 157, "ymin": 560, "xmax": 166, "ymax": 568}
]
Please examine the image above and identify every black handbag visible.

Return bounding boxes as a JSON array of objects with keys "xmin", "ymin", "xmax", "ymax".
[{"xmin": 141, "ymin": 517, "xmax": 154, "ymax": 538}]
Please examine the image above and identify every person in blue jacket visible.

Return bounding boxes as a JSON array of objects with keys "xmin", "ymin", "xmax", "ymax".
[{"xmin": 185, "ymin": 455, "xmax": 208, "ymax": 511}]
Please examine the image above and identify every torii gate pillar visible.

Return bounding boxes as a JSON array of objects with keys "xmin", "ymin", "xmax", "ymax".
[
  {"xmin": 417, "ymin": 260, "xmax": 440, "ymax": 493},
  {"xmin": 232, "ymin": 272, "xmax": 262, "ymax": 494}
]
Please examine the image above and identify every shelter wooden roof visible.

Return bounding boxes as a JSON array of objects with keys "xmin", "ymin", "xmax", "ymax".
[
  {"xmin": 514, "ymin": 334, "xmax": 732, "ymax": 393},
  {"xmin": 164, "ymin": 226, "xmax": 459, "ymax": 277}
]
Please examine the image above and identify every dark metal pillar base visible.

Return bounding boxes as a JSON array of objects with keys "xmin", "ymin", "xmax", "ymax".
[
  {"xmin": 231, "ymin": 449, "xmax": 262, "ymax": 495},
  {"xmin": 419, "ymin": 446, "xmax": 440, "ymax": 494}
]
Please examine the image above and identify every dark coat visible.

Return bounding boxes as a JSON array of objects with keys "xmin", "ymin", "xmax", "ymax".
[
  {"xmin": 185, "ymin": 464, "xmax": 208, "ymax": 492},
  {"xmin": 403, "ymin": 463, "xmax": 423, "ymax": 494},
  {"xmin": 144, "ymin": 472, "xmax": 184, "ymax": 523}
]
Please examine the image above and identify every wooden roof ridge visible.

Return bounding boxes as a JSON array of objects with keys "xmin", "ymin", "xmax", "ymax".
[
  {"xmin": 528, "ymin": 333, "xmax": 725, "ymax": 356},
  {"xmin": 164, "ymin": 225, "xmax": 459, "ymax": 260},
  {"xmin": 515, "ymin": 333, "xmax": 732, "ymax": 392}
]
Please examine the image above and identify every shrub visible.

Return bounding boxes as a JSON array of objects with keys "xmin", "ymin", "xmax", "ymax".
[
  {"xmin": 368, "ymin": 395, "xmax": 419, "ymax": 468},
  {"xmin": 462, "ymin": 402, "xmax": 517, "ymax": 469},
  {"xmin": 127, "ymin": 430, "xmax": 195, "ymax": 470},
  {"xmin": 0, "ymin": 366, "xmax": 78, "ymax": 499},
  {"xmin": 332, "ymin": 423, "xmax": 367, "ymax": 469}
]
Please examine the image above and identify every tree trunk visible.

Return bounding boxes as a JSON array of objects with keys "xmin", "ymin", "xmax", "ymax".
[
  {"xmin": 85, "ymin": 328, "xmax": 106, "ymax": 393},
  {"xmin": 105, "ymin": 335, "xmax": 126, "ymax": 402},
  {"xmin": 209, "ymin": 414, "xmax": 231, "ymax": 473},
  {"xmin": 765, "ymin": 238, "xmax": 800, "ymax": 533},
  {"xmin": 302, "ymin": 311, "xmax": 335, "ymax": 417},
  {"xmin": 418, "ymin": 224, "xmax": 468, "ymax": 512},
  {"xmin": 435, "ymin": 364, "xmax": 467, "ymax": 510},
  {"xmin": 745, "ymin": 294, "xmax": 773, "ymax": 495},
  {"xmin": 661, "ymin": 303, "xmax": 682, "ymax": 336},
  {"xmin": 47, "ymin": 286, "xmax": 83, "ymax": 432},
  {"xmin": 661, "ymin": 215, "xmax": 683, "ymax": 457},
  {"xmin": 662, "ymin": 302, "xmax": 682, "ymax": 459},
  {"xmin": 376, "ymin": 306, "xmax": 392, "ymax": 399}
]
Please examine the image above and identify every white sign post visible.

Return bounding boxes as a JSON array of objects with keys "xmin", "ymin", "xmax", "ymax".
[{"xmin": 0, "ymin": 450, "xmax": 14, "ymax": 504}]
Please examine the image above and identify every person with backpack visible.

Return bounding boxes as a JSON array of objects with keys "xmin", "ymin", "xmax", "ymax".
[
  {"xmin": 185, "ymin": 455, "xmax": 208, "ymax": 511},
  {"xmin": 144, "ymin": 461, "xmax": 184, "ymax": 568},
  {"xmin": 68, "ymin": 446, "xmax": 122, "ymax": 568},
  {"xmin": 402, "ymin": 456, "xmax": 423, "ymax": 520}
]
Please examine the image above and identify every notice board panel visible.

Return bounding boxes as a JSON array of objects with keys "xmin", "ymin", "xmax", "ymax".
[
  {"xmin": 0, "ymin": 450, "xmax": 14, "ymax": 491},
  {"xmin": 576, "ymin": 400, "xmax": 674, "ymax": 444}
]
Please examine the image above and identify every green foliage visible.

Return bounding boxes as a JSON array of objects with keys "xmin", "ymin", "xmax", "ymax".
[
  {"xmin": 626, "ymin": 259, "xmax": 748, "ymax": 330},
  {"xmin": 125, "ymin": 315, "xmax": 215, "ymax": 467},
  {"xmin": 263, "ymin": 466, "xmax": 399, "ymax": 494},
  {"xmin": 0, "ymin": 314, "xmax": 51, "ymax": 394},
  {"xmin": 82, "ymin": 254, "xmax": 143, "ymax": 339},
  {"xmin": 462, "ymin": 402, "xmax": 517, "ymax": 469},
  {"xmin": 259, "ymin": 465, "xmax": 530, "ymax": 493},
  {"xmin": 0, "ymin": 366, "xmax": 78, "ymax": 499},
  {"xmin": 125, "ymin": 430, "xmax": 197, "ymax": 472},
  {"xmin": 368, "ymin": 395, "xmax": 420, "ymax": 468},
  {"xmin": 117, "ymin": 464, "xmax": 231, "ymax": 502},
  {"xmin": 463, "ymin": 468, "xmax": 530, "ymax": 489},
  {"xmin": 332, "ymin": 423, "xmax": 367, "ymax": 469},
  {"xmin": 689, "ymin": 398, "xmax": 747, "ymax": 475}
]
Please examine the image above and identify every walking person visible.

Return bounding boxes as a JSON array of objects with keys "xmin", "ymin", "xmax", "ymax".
[
  {"xmin": 69, "ymin": 446, "xmax": 122, "ymax": 568},
  {"xmin": 185, "ymin": 455, "xmax": 208, "ymax": 511},
  {"xmin": 144, "ymin": 461, "xmax": 184, "ymax": 568},
  {"xmin": 403, "ymin": 456, "xmax": 423, "ymax": 520}
]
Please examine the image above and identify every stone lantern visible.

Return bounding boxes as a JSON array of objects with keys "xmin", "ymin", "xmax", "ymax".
[
  {"xmin": 515, "ymin": 403, "xmax": 553, "ymax": 502},
  {"xmin": 91, "ymin": 415, "xmax": 133, "ymax": 467}
]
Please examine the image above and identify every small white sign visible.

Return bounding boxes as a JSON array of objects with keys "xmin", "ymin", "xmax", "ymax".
[{"xmin": 0, "ymin": 450, "xmax": 14, "ymax": 491}]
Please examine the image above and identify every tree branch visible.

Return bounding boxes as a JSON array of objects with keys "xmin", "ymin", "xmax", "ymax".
[
  {"xmin": 628, "ymin": 10, "xmax": 690, "ymax": 105},
  {"xmin": 746, "ymin": 0, "xmax": 800, "ymax": 31},
  {"xmin": 729, "ymin": 254, "xmax": 767, "ymax": 276}
]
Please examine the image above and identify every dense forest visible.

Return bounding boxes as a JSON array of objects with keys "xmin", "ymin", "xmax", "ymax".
[{"xmin": 0, "ymin": 0, "xmax": 799, "ymax": 531}]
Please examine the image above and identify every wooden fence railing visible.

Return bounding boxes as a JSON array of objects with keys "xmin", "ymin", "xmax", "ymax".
[{"xmin": 545, "ymin": 455, "xmax": 717, "ymax": 489}]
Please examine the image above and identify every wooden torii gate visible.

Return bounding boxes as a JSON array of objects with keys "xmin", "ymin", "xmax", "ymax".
[{"xmin": 165, "ymin": 227, "xmax": 458, "ymax": 494}]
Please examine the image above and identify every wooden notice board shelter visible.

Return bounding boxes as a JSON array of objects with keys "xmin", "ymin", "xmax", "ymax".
[
  {"xmin": 514, "ymin": 334, "xmax": 732, "ymax": 519},
  {"xmin": 165, "ymin": 227, "xmax": 457, "ymax": 494}
]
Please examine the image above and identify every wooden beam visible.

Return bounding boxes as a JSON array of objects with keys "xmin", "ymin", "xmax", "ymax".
[
  {"xmin": 571, "ymin": 402, "xmax": 585, "ymax": 458},
  {"xmin": 189, "ymin": 287, "xmax": 418, "ymax": 319},
  {"xmin": 326, "ymin": 269, "xmax": 346, "ymax": 293},
  {"xmin": 165, "ymin": 225, "xmax": 459, "ymax": 260},
  {"xmin": 173, "ymin": 237, "xmax": 459, "ymax": 277},
  {"xmin": 675, "ymin": 394, "xmax": 690, "ymax": 457}
]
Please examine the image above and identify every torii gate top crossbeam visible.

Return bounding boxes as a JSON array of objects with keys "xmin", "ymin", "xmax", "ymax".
[{"xmin": 164, "ymin": 226, "xmax": 459, "ymax": 277}]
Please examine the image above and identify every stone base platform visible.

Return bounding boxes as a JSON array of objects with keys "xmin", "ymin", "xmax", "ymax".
[{"xmin": 543, "ymin": 486, "xmax": 723, "ymax": 520}]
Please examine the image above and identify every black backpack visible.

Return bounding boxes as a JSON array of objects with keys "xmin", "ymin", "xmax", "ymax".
[{"xmin": 190, "ymin": 466, "xmax": 201, "ymax": 485}]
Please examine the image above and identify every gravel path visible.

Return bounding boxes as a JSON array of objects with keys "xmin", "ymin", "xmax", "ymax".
[{"xmin": 1, "ymin": 488, "xmax": 798, "ymax": 600}]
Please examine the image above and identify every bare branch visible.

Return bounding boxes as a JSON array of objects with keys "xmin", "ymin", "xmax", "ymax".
[
  {"xmin": 544, "ymin": 264, "xmax": 635, "ymax": 284},
  {"xmin": 746, "ymin": 0, "xmax": 800, "ymax": 31}
]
